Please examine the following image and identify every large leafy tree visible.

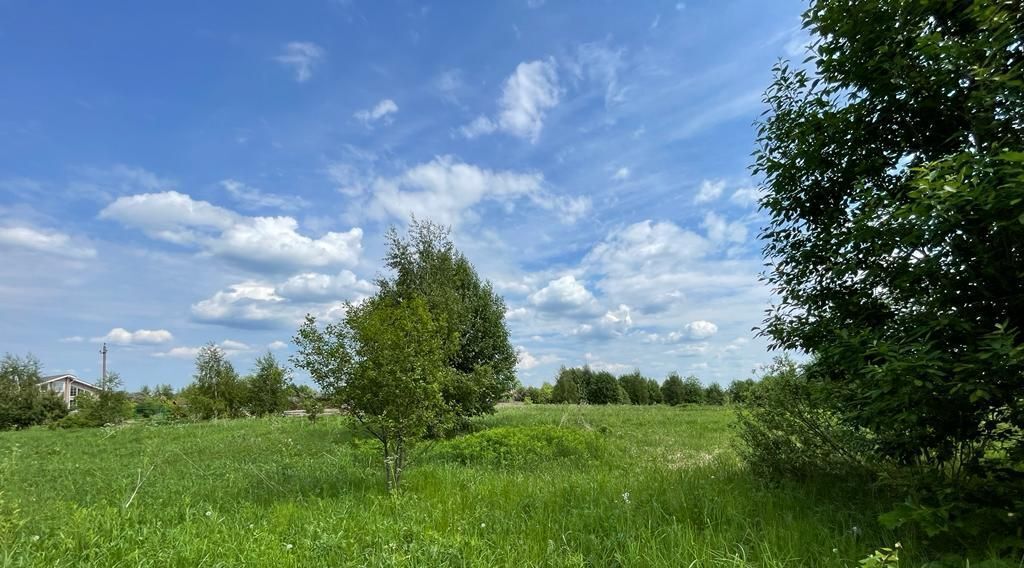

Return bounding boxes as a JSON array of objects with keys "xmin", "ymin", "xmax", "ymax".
[
  {"xmin": 755, "ymin": 0, "xmax": 1022, "ymax": 535},
  {"xmin": 618, "ymin": 371, "xmax": 651, "ymax": 405},
  {"xmin": 376, "ymin": 220, "xmax": 517, "ymax": 420}
]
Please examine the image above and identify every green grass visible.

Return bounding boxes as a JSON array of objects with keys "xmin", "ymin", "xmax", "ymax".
[{"xmin": 0, "ymin": 405, "xmax": 912, "ymax": 567}]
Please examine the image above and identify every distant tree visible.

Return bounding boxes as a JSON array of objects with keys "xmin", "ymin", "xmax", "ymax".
[
  {"xmin": 245, "ymin": 352, "xmax": 292, "ymax": 417},
  {"xmin": 616, "ymin": 383, "xmax": 631, "ymax": 405},
  {"xmin": 661, "ymin": 373, "xmax": 685, "ymax": 406},
  {"xmin": 726, "ymin": 379, "xmax": 757, "ymax": 404},
  {"xmin": 584, "ymin": 371, "xmax": 620, "ymax": 405},
  {"xmin": 0, "ymin": 354, "xmax": 66, "ymax": 429},
  {"xmin": 551, "ymin": 368, "xmax": 582, "ymax": 404},
  {"xmin": 154, "ymin": 384, "xmax": 175, "ymax": 399},
  {"xmin": 376, "ymin": 219, "xmax": 517, "ymax": 422},
  {"xmin": 704, "ymin": 383, "xmax": 726, "ymax": 406},
  {"xmin": 182, "ymin": 344, "xmax": 245, "ymax": 419},
  {"xmin": 618, "ymin": 371, "xmax": 650, "ymax": 405},
  {"xmin": 680, "ymin": 376, "xmax": 705, "ymax": 404},
  {"xmin": 646, "ymin": 379, "xmax": 663, "ymax": 405},
  {"xmin": 538, "ymin": 382, "xmax": 554, "ymax": 404}
]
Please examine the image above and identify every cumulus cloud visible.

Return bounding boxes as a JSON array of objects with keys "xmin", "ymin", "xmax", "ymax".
[
  {"xmin": 268, "ymin": 340, "xmax": 288, "ymax": 350},
  {"xmin": 528, "ymin": 275, "xmax": 599, "ymax": 315},
  {"xmin": 0, "ymin": 225, "xmax": 96, "ymax": 259},
  {"xmin": 612, "ymin": 167, "xmax": 630, "ymax": 181},
  {"xmin": 100, "ymin": 191, "xmax": 362, "ymax": 273},
  {"xmin": 572, "ymin": 304, "xmax": 634, "ymax": 339},
  {"xmin": 516, "ymin": 346, "xmax": 559, "ymax": 370},
  {"xmin": 190, "ymin": 270, "xmax": 374, "ymax": 329},
  {"xmin": 221, "ymin": 179, "xmax": 307, "ymax": 211},
  {"xmin": 275, "ymin": 42, "xmax": 324, "ymax": 82},
  {"xmin": 354, "ymin": 99, "xmax": 399, "ymax": 125},
  {"xmin": 366, "ymin": 155, "xmax": 585, "ymax": 226},
  {"xmin": 461, "ymin": 59, "xmax": 560, "ymax": 143},
  {"xmin": 93, "ymin": 327, "xmax": 174, "ymax": 345},
  {"xmin": 695, "ymin": 179, "xmax": 725, "ymax": 203}
]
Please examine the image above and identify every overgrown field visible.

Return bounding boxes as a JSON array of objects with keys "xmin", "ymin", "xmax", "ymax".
[{"xmin": 0, "ymin": 405, "xmax": 911, "ymax": 567}]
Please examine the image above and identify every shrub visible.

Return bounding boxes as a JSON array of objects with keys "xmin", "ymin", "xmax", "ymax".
[
  {"xmin": 433, "ymin": 426, "xmax": 606, "ymax": 467},
  {"xmin": 245, "ymin": 352, "xmax": 292, "ymax": 417},
  {"xmin": 0, "ymin": 354, "xmax": 67, "ymax": 429},
  {"xmin": 551, "ymin": 368, "xmax": 581, "ymax": 404},
  {"xmin": 61, "ymin": 372, "xmax": 133, "ymax": 428},
  {"xmin": 733, "ymin": 357, "xmax": 875, "ymax": 482}
]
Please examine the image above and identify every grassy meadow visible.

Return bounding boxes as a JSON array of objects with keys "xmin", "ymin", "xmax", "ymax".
[{"xmin": 0, "ymin": 405, "xmax": 911, "ymax": 567}]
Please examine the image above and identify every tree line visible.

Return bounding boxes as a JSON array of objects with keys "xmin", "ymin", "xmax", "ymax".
[{"xmin": 511, "ymin": 367, "xmax": 755, "ymax": 406}]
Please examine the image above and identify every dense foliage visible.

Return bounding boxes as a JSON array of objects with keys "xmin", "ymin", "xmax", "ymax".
[
  {"xmin": 61, "ymin": 372, "xmax": 133, "ymax": 428},
  {"xmin": 244, "ymin": 353, "xmax": 292, "ymax": 417},
  {"xmin": 292, "ymin": 221, "xmax": 517, "ymax": 489},
  {"xmin": 0, "ymin": 354, "xmax": 66, "ymax": 430},
  {"xmin": 181, "ymin": 344, "xmax": 246, "ymax": 419},
  {"xmin": 377, "ymin": 219, "xmax": 518, "ymax": 422},
  {"xmin": 754, "ymin": 0, "xmax": 1023, "ymax": 549}
]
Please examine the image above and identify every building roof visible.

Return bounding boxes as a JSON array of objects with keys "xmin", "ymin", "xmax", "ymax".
[{"xmin": 37, "ymin": 373, "xmax": 98, "ymax": 389}]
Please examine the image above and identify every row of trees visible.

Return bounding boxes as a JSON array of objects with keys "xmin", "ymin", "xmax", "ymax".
[{"xmin": 512, "ymin": 367, "xmax": 756, "ymax": 406}]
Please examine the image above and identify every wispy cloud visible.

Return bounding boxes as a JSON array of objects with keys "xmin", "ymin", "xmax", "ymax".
[
  {"xmin": 274, "ymin": 42, "xmax": 325, "ymax": 82},
  {"xmin": 354, "ymin": 99, "xmax": 399, "ymax": 126}
]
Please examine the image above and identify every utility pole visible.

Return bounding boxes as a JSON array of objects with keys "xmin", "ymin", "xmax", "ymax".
[{"xmin": 100, "ymin": 342, "xmax": 108, "ymax": 388}]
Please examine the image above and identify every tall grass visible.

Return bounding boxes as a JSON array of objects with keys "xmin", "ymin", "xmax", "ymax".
[{"xmin": 0, "ymin": 405, "xmax": 912, "ymax": 566}]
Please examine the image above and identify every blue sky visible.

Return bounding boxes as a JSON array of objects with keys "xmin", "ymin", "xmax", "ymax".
[{"xmin": 0, "ymin": 0, "xmax": 807, "ymax": 390}]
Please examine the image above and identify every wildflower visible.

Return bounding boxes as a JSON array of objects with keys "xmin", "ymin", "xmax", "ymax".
[
  {"xmin": 894, "ymin": 542, "xmax": 902, "ymax": 549},
  {"xmin": 850, "ymin": 525, "xmax": 861, "ymax": 535},
  {"xmin": 31, "ymin": 535, "xmax": 40, "ymax": 542},
  {"xmin": 284, "ymin": 543, "xmax": 293, "ymax": 550},
  {"xmin": 832, "ymin": 548, "xmax": 838, "ymax": 553},
  {"xmin": 205, "ymin": 511, "xmax": 212, "ymax": 517},
  {"xmin": 622, "ymin": 491, "xmax": 631, "ymax": 504},
  {"xmin": 480, "ymin": 522, "xmax": 486, "ymax": 528}
]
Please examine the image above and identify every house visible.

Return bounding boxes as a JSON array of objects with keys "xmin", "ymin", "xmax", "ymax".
[{"xmin": 37, "ymin": 374, "xmax": 101, "ymax": 409}]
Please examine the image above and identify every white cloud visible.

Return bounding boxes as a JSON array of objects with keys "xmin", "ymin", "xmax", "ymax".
[
  {"xmin": 683, "ymin": 320, "xmax": 718, "ymax": 339},
  {"xmin": 702, "ymin": 212, "xmax": 747, "ymax": 244},
  {"xmin": 583, "ymin": 352, "xmax": 632, "ymax": 374},
  {"xmin": 268, "ymin": 340, "xmax": 288, "ymax": 350},
  {"xmin": 0, "ymin": 225, "xmax": 96, "ymax": 259},
  {"xmin": 100, "ymin": 191, "xmax": 362, "ymax": 273},
  {"xmin": 730, "ymin": 186, "xmax": 762, "ymax": 207},
  {"xmin": 612, "ymin": 167, "xmax": 630, "ymax": 181},
  {"xmin": 572, "ymin": 304, "xmax": 634, "ymax": 339},
  {"xmin": 59, "ymin": 336, "xmax": 84, "ymax": 343},
  {"xmin": 367, "ymin": 156, "xmax": 582, "ymax": 226},
  {"xmin": 221, "ymin": 179, "xmax": 307, "ymax": 211},
  {"xmin": 276, "ymin": 270, "xmax": 374, "ymax": 302},
  {"xmin": 695, "ymin": 179, "xmax": 725, "ymax": 203},
  {"xmin": 190, "ymin": 270, "xmax": 373, "ymax": 329},
  {"xmin": 275, "ymin": 42, "xmax": 324, "ymax": 82},
  {"xmin": 354, "ymin": 99, "xmax": 399, "ymax": 125},
  {"xmin": 505, "ymin": 307, "xmax": 530, "ymax": 320},
  {"xmin": 93, "ymin": 327, "xmax": 174, "ymax": 345},
  {"xmin": 191, "ymin": 282, "xmax": 287, "ymax": 329},
  {"xmin": 528, "ymin": 275, "xmax": 599, "ymax": 314},
  {"xmin": 462, "ymin": 59, "xmax": 560, "ymax": 143},
  {"xmin": 153, "ymin": 339, "xmax": 251, "ymax": 359},
  {"xmin": 516, "ymin": 346, "xmax": 559, "ymax": 370}
]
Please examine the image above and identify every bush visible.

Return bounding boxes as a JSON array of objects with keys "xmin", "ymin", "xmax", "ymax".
[
  {"xmin": 0, "ymin": 354, "xmax": 67, "ymax": 429},
  {"xmin": 704, "ymin": 383, "xmax": 725, "ymax": 405},
  {"xmin": 434, "ymin": 426, "xmax": 606, "ymax": 467},
  {"xmin": 734, "ymin": 357, "xmax": 875, "ymax": 482},
  {"xmin": 585, "ymin": 371, "xmax": 621, "ymax": 405},
  {"xmin": 661, "ymin": 373, "xmax": 685, "ymax": 406},
  {"xmin": 551, "ymin": 368, "xmax": 582, "ymax": 404}
]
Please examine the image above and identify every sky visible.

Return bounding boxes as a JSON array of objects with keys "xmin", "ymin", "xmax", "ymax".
[{"xmin": 0, "ymin": 0, "xmax": 808, "ymax": 390}]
